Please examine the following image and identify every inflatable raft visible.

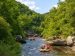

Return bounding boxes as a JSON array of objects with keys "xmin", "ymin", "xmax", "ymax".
[{"xmin": 39, "ymin": 49, "xmax": 51, "ymax": 52}]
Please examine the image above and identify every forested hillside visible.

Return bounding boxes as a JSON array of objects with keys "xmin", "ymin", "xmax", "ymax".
[
  {"xmin": 0, "ymin": 0, "xmax": 43, "ymax": 56},
  {"xmin": 0, "ymin": 0, "xmax": 75, "ymax": 56},
  {"xmin": 41, "ymin": 0, "xmax": 75, "ymax": 39}
]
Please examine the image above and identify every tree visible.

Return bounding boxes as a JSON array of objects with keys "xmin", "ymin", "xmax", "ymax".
[
  {"xmin": 41, "ymin": 0, "xmax": 75, "ymax": 39},
  {"xmin": 0, "ymin": 16, "xmax": 11, "ymax": 41}
]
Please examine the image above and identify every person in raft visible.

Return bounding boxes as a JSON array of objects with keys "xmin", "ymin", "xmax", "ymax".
[{"xmin": 41, "ymin": 43, "xmax": 52, "ymax": 50}]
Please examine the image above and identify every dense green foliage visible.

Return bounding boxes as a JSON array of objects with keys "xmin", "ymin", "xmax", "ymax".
[
  {"xmin": 0, "ymin": 0, "xmax": 42, "ymax": 56},
  {"xmin": 0, "ymin": 17, "xmax": 11, "ymax": 40},
  {"xmin": 41, "ymin": 0, "xmax": 75, "ymax": 39},
  {"xmin": 0, "ymin": 0, "xmax": 75, "ymax": 55}
]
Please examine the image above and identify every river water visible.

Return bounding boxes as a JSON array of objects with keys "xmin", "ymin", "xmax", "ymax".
[{"xmin": 21, "ymin": 37, "xmax": 75, "ymax": 56}]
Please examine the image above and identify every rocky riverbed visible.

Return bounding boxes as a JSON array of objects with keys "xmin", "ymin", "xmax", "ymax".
[{"xmin": 21, "ymin": 37, "xmax": 75, "ymax": 56}]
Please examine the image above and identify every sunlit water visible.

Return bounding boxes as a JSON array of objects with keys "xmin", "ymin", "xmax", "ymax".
[{"xmin": 21, "ymin": 37, "xmax": 75, "ymax": 56}]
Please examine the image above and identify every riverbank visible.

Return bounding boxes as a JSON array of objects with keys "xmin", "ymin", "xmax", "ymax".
[
  {"xmin": 33, "ymin": 36, "xmax": 75, "ymax": 53},
  {"xmin": 22, "ymin": 37, "xmax": 75, "ymax": 56},
  {"xmin": 0, "ymin": 41, "xmax": 21, "ymax": 56}
]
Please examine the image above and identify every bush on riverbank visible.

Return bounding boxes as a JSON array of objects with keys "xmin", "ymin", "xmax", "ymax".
[
  {"xmin": 0, "ymin": 42, "xmax": 21, "ymax": 56},
  {"xmin": 0, "ymin": 16, "xmax": 21, "ymax": 56}
]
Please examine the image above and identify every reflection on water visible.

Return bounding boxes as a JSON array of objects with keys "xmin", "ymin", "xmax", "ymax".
[{"xmin": 21, "ymin": 37, "xmax": 75, "ymax": 56}]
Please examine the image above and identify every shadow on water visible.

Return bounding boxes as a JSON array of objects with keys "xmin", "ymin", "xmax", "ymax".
[{"xmin": 21, "ymin": 37, "xmax": 75, "ymax": 56}]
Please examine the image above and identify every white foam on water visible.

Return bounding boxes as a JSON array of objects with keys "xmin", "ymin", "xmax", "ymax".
[{"xmin": 30, "ymin": 48, "xmax": 36, "ymax": 50}]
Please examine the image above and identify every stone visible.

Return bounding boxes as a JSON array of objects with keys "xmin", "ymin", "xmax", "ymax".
[
  {"xmin": 71, "ymin": 46, "xmax": 75, "ymax": 51},
  {"xmin": 66, "ymin": 36, "xmax": 73, "ymax": 45}
]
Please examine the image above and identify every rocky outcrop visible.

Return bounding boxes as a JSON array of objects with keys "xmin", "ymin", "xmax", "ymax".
[
  {"xmin": 16, "ymin": 35, "xmax": 26, "ymax": 44},
  {"xmin": 66, "ymin": 36, "xmax": 75, "ymax": 46}
]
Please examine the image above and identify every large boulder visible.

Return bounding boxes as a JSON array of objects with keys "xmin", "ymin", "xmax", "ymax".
[
  {"xmin": 66, "ymin": 36, "xmax": 73, "ymax": 45},
  {"xmin": 66, "ymin": 36, "xmax": 75, "ymax": 46},
  {"xmin": 16, "ymin": 35, "xmax": 26, "ymax": 44},
  {"xmin": 52, "ymin": 39, "xmax": 66, "ymax": 46}
]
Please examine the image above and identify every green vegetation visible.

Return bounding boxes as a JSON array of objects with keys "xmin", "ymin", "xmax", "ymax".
[
  {"xmin": 0, "ymin": 0, "xmax": 75, "ymax": 56},
  {"xmin": 41, "ymin": 0, "xmax": 75, "ymax": 39},
  {"xmin": 0, "ymin": 0, "xmax": 42, "ymax": 56}
]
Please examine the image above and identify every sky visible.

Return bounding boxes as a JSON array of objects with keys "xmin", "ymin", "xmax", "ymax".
[{"xmin": 16, "ymin": 0, "xmax": 65, "ymax": 14}]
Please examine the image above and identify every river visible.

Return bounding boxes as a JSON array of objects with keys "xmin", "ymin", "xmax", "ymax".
[{"xmin": 21, "ymin": 37, "xmax": 75, "ymax": 56}]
